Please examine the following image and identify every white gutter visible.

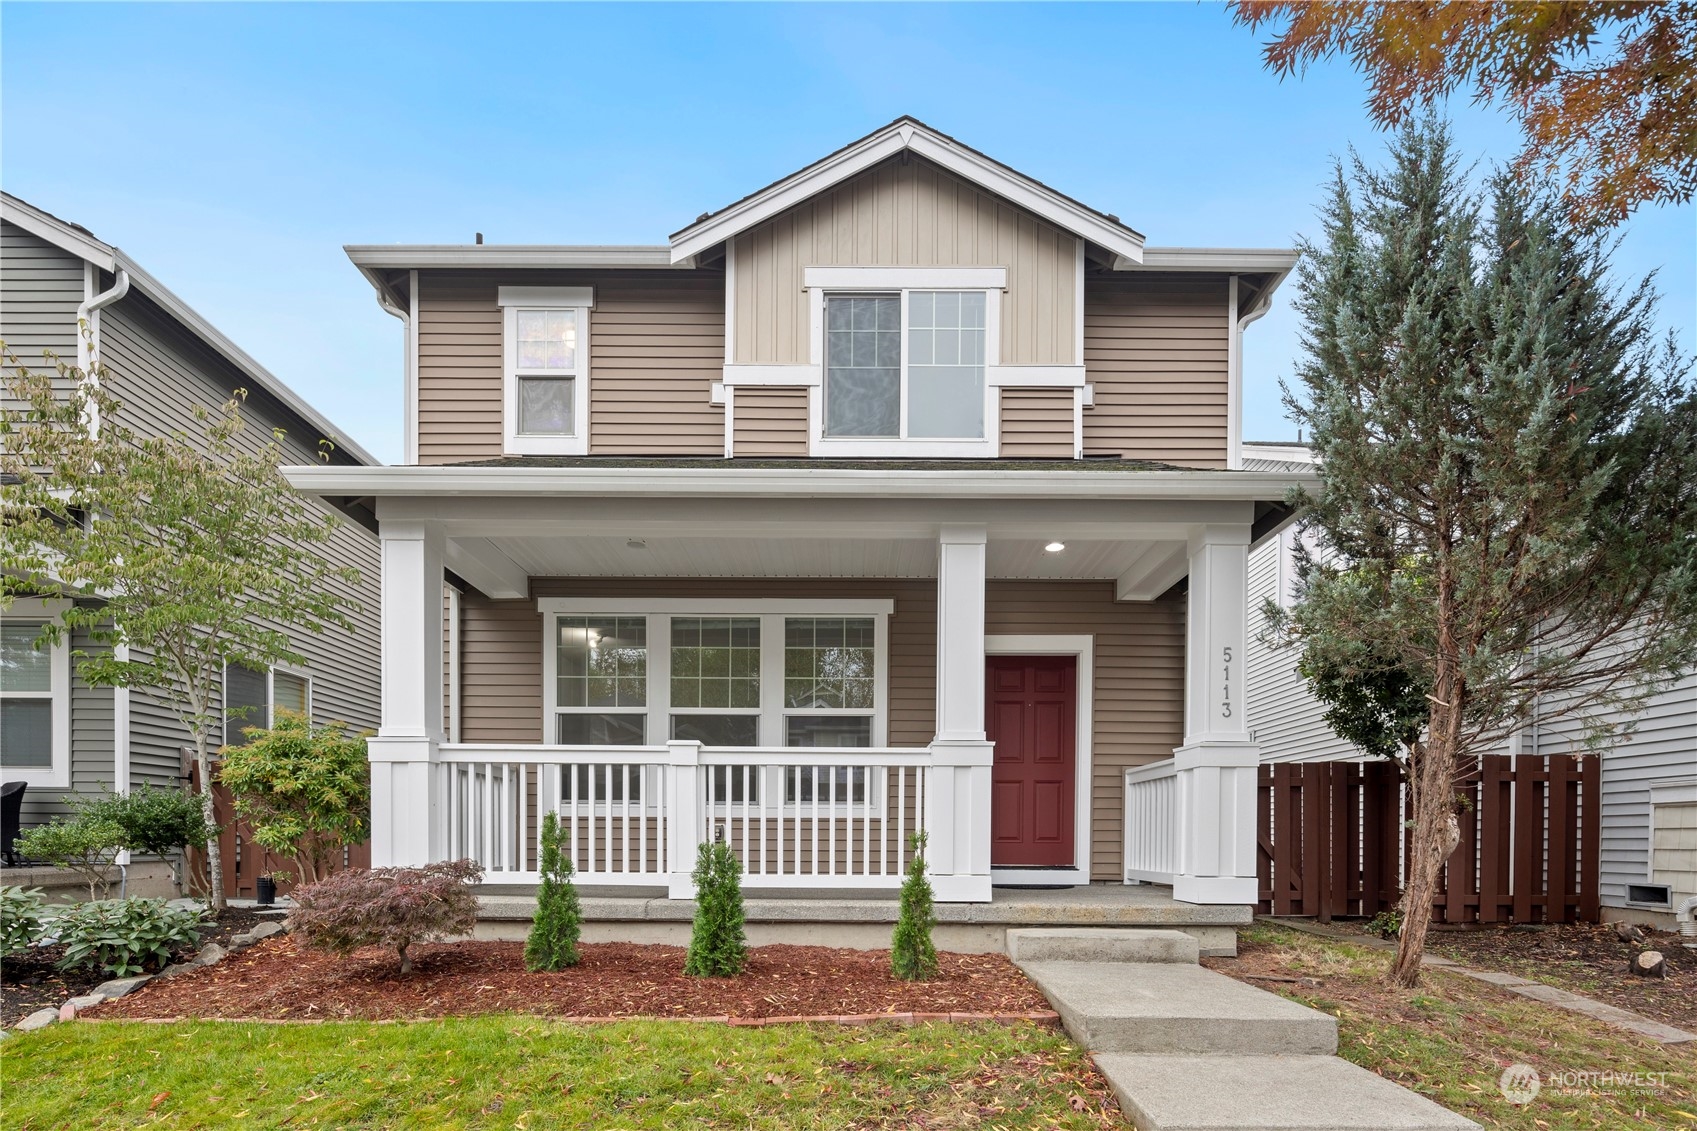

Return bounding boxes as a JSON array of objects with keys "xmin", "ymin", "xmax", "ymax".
[
  {"xmin": 345, "ymin": 245, "xmax": 680, "ymax": 270},
  {"xmin": 282, "ymin": 463, "xmax": 1318, "ymax": 501}
]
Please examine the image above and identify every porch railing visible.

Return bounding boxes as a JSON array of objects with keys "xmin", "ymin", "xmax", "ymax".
[
  {"xmin": 1123, "ymin": 759, "xmax": 1178, "ymax": 884},
  {"xmin": 422, "ymin": 740, "xmax": 985, "ymax": 900}
]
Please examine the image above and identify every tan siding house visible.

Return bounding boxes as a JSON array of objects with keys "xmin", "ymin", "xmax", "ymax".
[{"xmin": 300, "ymin": 118, "xmax": 1306, "ymax": 911}]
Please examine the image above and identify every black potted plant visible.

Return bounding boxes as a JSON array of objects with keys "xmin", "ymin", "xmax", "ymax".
[{"xmin": 256, "ymin": 870, "xmax": 288, "ymax": 906}]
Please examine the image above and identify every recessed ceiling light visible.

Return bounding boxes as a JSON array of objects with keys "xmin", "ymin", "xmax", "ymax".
[
  {"xmin": 626, "ymin": 539, "xmax": 648, "ymax": 550},
  {"xmin": 1044, "ymin": 541, "xmax": 1066, "ymax": 553}
]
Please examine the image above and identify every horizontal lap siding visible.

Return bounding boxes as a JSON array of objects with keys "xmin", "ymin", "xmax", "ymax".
[
  {"xmin": 1, "ymin": 222, "xmax": 84, "ymax": 411},
  {"xmin": 416, "ymin": 270, "xmax": 725, "ymax": 464},
  {"xmin": 1084, "ymin": 272, "xmax": 1229, "ymax": 468},
  {"xmin": 985, "ymin": 582, "xmax": 1185, "ymax": 881},
  {"xmin": 460, "ymin": 578, "xmax": 1183, "ymax": 878},
  {"xmin": 732, "ymin": 155, "xmax": 1078, "ymax": 367},
  {"xmin": 998, "ymin": 387, "xmax": 1074, "ymax": 459},
  {"xmin": 732, "ymin": 387, "xmax": 810, "ymax": 456}
]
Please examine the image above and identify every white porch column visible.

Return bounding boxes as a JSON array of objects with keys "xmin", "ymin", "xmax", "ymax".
[
  {"xmin": 366, "ymin": 518, "xmax": 448, "ymax": 868},
  {"xmin": 1173, "ymin": 524, "xmax": 1260, "ymax": 905},
  {"xmin": 928, "ymin": 524, "xmax": 993, "ymax": 902},
  {"xmin": 665, "ymin": 739, "xmax": 703, "ymax": 900}
]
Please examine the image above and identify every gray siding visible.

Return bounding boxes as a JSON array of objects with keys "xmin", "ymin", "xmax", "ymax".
[{"xmin": 1, "ymin": 221, "xmax": 83, "ymax": 403}]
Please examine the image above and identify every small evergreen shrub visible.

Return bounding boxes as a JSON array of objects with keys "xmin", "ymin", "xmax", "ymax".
[
  {"xmin": 684, "ymin": 835, "xmax": 746, "ymax": 977},
  {"xmin": 288, "ymin": 859, "xmax": 482, "ymax": 974},
  {"xmin": 52, "ymin": 897, "xmax": 207, "ymax": 976},
  {"xmin": 891, "ymin": 832, "xmax": 939, "ymax": 981},
  {"xmin": 16, "ymin": 816, "xmax": 125, "ymax": 900},
  {"xmin": 525, "ymin": 811, "xmax": 582, "ymax": 971},
  {"xmin": 79, "ymin": 784, "xmax": 216, "ymax": 859},
  {"xmin": 0, "ymin": 886, "xmax": 49, "ymax": 957}
]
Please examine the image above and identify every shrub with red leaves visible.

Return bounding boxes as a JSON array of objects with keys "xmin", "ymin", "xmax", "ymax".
[{"xmin": 287, "ymin": 859, "xmax": 483, "ymax": 974}]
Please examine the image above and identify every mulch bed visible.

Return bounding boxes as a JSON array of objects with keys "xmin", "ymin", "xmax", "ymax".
[
  {"xmin": 88, "ymin": 937, "xmax": 1052, "ymax": 1023},
  {"xmin": 2, "ymin": 907, "xmax": 262, "ymax": 1028}
]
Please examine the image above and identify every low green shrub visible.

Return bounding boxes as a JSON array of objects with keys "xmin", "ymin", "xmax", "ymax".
[
  {"xmin": 52, "ymin": 897, "xmax": 208, "ymax": 976},
  {"xmin": 891, "ymin": 832, "xmax": 938, "ymax": 981},
  {"xmin": 218, "ymin": 710, "xmax": 370, "ymax": 884},
  {"xmin": 79, "ymin": 784, "xmax": 216, "ymax": 860},
  {"xmin": 684, "ymin": 835, "xmax": 746, "ymax": 977},
  {"xmin": 1, "ymin": 885, "xmax": 49, "ymax": 957},
  {"xmin": 15, "ymin": 817, "xmax": 125, "ymax": 900},
  {"xmin": 1365, "ymin": 908, "xmax": 1404, "ymax": 938},
  {"xmin": 525, "ymin": 811, "xmax": 582, "ymax": 971}
]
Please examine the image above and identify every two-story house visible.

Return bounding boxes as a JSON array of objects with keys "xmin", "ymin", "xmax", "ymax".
[
  {"xmin": 1, "ymin": 193, "xmax": 381, "ymax": 895},
  {"xmin": 286, "ymin": 119, "xmax": 1312, "ymax": 920}
]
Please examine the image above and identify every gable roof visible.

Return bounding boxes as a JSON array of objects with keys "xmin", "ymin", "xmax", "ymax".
[
  {"xmin": 669, "ymin": 116, "xmax": 1148, "ymax": 266},
  {"xmin": 2, "ymin": 192, "xmax": 378, "ymax": 467}
]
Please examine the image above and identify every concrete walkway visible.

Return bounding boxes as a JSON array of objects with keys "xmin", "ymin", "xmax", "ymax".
[
  {"xmin": 1264, "ymin": 917, "xmax": 1695, "ymax": 1046},
  {"xmin": 1010, "ymin": 927, "xmax": 1479, "ymax": 1131}
]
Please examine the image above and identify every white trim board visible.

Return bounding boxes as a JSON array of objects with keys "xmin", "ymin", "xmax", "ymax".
[
  {"xmin": 985, "ymin": 634, "xmax": 1094, "ymax": 883},
  {"xmin": 0, "ymin": 598, "xmax": 73, "ymax": 789}
]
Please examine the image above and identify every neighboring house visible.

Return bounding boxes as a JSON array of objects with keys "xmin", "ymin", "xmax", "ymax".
[
  {"xmin": 286, "ymin": 118, "xmax": 1312, "ymax": 907},
  {"xmin": 0, "ymin": 193, "xmax": 382, "ymax": 887},
  {"xmin": 1242, "ymin": 441, "xmax": 1697, "ymax": 925}
]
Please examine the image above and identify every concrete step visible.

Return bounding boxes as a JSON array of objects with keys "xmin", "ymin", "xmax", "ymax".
[
  {"xmin": 1017, "ymin": 961, "xmax": 1337, "ymax": 1055},
  {"xmin": 1093, "ymin": 1053, "xmax": 1479, "ymax": 1130},
  {"xmin": 1005, "ymin": 928, "xmax": 1199, "ymax": 964}
]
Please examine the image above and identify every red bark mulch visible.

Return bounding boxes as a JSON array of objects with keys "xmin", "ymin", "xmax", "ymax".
[{"xmin": 87, "ymin": 936, "xmax": 1053, "ymax": 1023}]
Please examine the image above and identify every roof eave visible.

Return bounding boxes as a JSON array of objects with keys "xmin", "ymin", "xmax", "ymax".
[{"xmin": 343, "ymin": 245, "xmax": 683, "ymax": 270}]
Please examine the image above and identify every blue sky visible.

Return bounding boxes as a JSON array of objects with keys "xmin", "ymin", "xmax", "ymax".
[{"xmin": 4, "ymin": 2, "xmax": 1692, "ymax": 465}]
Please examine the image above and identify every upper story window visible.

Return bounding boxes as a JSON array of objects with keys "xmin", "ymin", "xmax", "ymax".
[
  {"xmin": 498, "ymin": 286, "xmax": 594, "ymax": 456},
  {"xmin": 0, "ymin": 607, "xmax": 71, "ymax": 787},
  {"xmin": 802, "ymin": 266, "xmax": 1003, "ymax": 458}
]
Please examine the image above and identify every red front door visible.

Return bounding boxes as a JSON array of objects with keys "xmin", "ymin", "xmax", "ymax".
[{"xmin": 986, "ymin": 656, "xmax": 1077, "ymax": 867}]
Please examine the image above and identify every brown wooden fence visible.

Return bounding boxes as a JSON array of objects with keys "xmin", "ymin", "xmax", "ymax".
[
  {"xmin": 183, "ymin": 752, "xmax": 369, "ymax": 900},
  {"xmin": 1257, "ymin": 755, "xmax": 1600, "ymax": 924}
]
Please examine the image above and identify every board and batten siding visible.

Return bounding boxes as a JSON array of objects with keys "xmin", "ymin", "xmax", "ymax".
[
  {"xmin": 731, "ymin": 386, "xmax": 811, "ymax": 457},
  {"xmin": 730, "ymin": 155, "xmax": 1079, "ymax": 368},
  {"xmin": 998, "ymin": 387, "xmax": 1075, "ymax": 459},
  {"xmin": 456, "ymin": 578, "xmax": 1184, "ymax": 879},
  {"xmin": 1083, "ymin": 272, "xmax": 1229, "ymax": 468},
  {"xmin": 415, "ymin": 269, "xmax": 725, "ymax": 464},
  {"xmin": 93, "ymin": 290, "xmax": 381, "ymax": 793}
]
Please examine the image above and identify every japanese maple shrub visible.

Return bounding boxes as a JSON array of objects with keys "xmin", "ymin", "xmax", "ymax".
[
  {"xmin": 288, "ymin": 859, "xmax": 482, "ymax": 974},
  {"xmin": 684, "ymin": 835, "xmax": 746, "ymax": 977},
  {"xmin": 524, "ymin": 811, "xmax": 582, "ymax": 971},
  {"xmin": 891, "ymin": 832, "xmax": 938, "ymax": 981}
]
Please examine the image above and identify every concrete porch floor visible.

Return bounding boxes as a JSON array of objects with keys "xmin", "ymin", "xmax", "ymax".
[{"xmin": 475, "ymin": 882, "xmax": 1250, "ymax": 956}]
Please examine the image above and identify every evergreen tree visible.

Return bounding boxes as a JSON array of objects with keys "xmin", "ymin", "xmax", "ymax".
[
  {"xmin": 1270, "ymin": 119, "xmax": 1697, "ymax": 987},
  {"xmin": 525, "ymin": 811, "xmax": 582, "ymax": 971},
  {"xmin": 891, "ymin": 832, "xmax": 938, "ymax": 982},
  {"xmin": 684, "ymin": 833, "xmax": 746, "ymax": 977}
]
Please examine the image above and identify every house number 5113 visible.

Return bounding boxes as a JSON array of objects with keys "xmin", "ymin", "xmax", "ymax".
[{"xmin": 1220, "ymin": 646, "xmax": 1233, "ymax": 718}]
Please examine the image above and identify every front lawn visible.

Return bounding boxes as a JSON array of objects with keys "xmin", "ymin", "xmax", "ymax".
[
  {"xmin": 0, "ymin": 1016, "xmax": 1127, "ymax": 1130},
  {"xmin": 1206, "ymin": 923, "xmax": 1697, "ymax": 1130}
]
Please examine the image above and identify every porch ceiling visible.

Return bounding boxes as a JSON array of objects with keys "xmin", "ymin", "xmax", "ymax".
[{"xmin": 465, "ymin": 533, "xmax": 1188, "ymax": 584}]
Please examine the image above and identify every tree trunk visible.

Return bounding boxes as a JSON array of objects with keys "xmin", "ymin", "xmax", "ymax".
[{"xmin": 194, "ymin": 731, "xmax": 227, "ymax": 911}]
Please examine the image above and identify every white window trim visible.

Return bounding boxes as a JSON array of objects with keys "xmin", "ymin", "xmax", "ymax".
[
  {"xmin": 801, "ymin": 269, "xmax": 1004, "ymax": 458},
  {"xmin": 499, "ymin": 286, "xmax": 594, "ymax": 456},
  {"xmin": 538, "ymin": 602, "xmax": 892, "ymax": 814},
  {"xmin": 985, "ymin": 634, "xmax": 1094, "ymax": 884},
  {"xmin": 2, "ymin": 599, "xmax": 72, "ymax": 788},
  {"xmin": 222, "ymin": 661, "xmax": 314, "ymax": 747}
]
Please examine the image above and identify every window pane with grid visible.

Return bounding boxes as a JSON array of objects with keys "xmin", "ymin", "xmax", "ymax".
[
  {"xmin": 824, "ymin": 295, "xmax": 900, "ymax": 437},
  {"xmin": 557, "ymin": 617, "xmax": 647, "ymax": 708},
  {"xmin": 515, "ymin": 309, "xmax": 577, "ymax": 370},
  {"xmin": 784, "ymin": 617, "xmax": 875, "ymax": 709},
  {"xmin": 669, "ymin": 617, "xmax": 759, "ymax": 709},
  {"xmin": 907, "ymin": 290, "xmax": 985, "ymax": 438}
]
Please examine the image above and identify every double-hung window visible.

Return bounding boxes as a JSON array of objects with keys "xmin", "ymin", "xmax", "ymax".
[
  {"xmin": 0, "ymin": 609, "xmax": 70, "ymax": 787},
  {"xmin": 223, "ymin": 662, "xmax": 312, "ymax": 748},
  {"xmin": 499, "ymin": 286, "xmax": 593, "ymax": 455}
]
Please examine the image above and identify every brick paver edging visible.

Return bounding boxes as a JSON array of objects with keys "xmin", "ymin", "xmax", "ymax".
[{"xmin": 76, "ymin": 1010, "xmax": 1063, "ymax": 1028}]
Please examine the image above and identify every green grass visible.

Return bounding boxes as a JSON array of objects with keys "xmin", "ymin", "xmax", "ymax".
[
  {"xmin": 1232, "ymin": 923, "xmax": 1697, "ymax": 1130},
  {"xmin": 0, "ymin": 1017, "xmax": 1124, "ymax": 1129}
]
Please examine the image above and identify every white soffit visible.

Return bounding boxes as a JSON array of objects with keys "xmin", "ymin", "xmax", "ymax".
[{"xmin": 669, "ymin": 117, "xmax": 1147, "ymax": 266}]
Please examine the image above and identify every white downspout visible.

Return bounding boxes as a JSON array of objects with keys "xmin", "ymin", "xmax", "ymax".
[
  {"xmin": 77, "ymin": 267, "xmax": 130, "ymax": 438},
  {"xmin": 374, "ymin": 275, "xmax": 415, "ymax": 465},
  {"xmin": 1229, "ymin": 275, "xmax": 1275, "ymax": 472},
  {"xmin": 1676, "ymin": 894, "xmax": 1697, "ymax": 945}
]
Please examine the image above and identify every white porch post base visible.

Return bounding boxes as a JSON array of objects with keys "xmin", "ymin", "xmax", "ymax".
[
  {"xmin": 1171, "ymin": 741, "xmax": 1260, "ymax": 905},
  {"xmin": 666, "ymin": 740, "xmax": 703, "ymax": 900},
  {"xmin": 925, "ymin": 739, "xmax": 994, "ymax": 903},
  {"xmin": 367, "ymin": 735, "xmax": 443, "ymax": 867}
]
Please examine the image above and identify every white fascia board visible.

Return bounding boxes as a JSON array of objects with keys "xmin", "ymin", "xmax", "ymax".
[
  {"xmin": 1136, "ymin": 247, "xmax": 1301, "ymax": 273},
  {"xmin": 1241, "ymin": 443, "xmax": 1318, "ymax": 466},
  {"xmin": 344, "ymin": 245, "xmax": 680, "ymax": 270},
  {"xmin": 1, "ymin": 194, "xmax": 117, "ymax": 272},
  {"xmin": 670, "ymin": 121, "xmax": 1145, "ymax": 266},
  {"xmin": 113, "ymin": 253, "xmax": 380, "ymax": 467},
  {"xmin": 282, "ymin": 463, "xmax": 1318, "ymax": 501}
]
